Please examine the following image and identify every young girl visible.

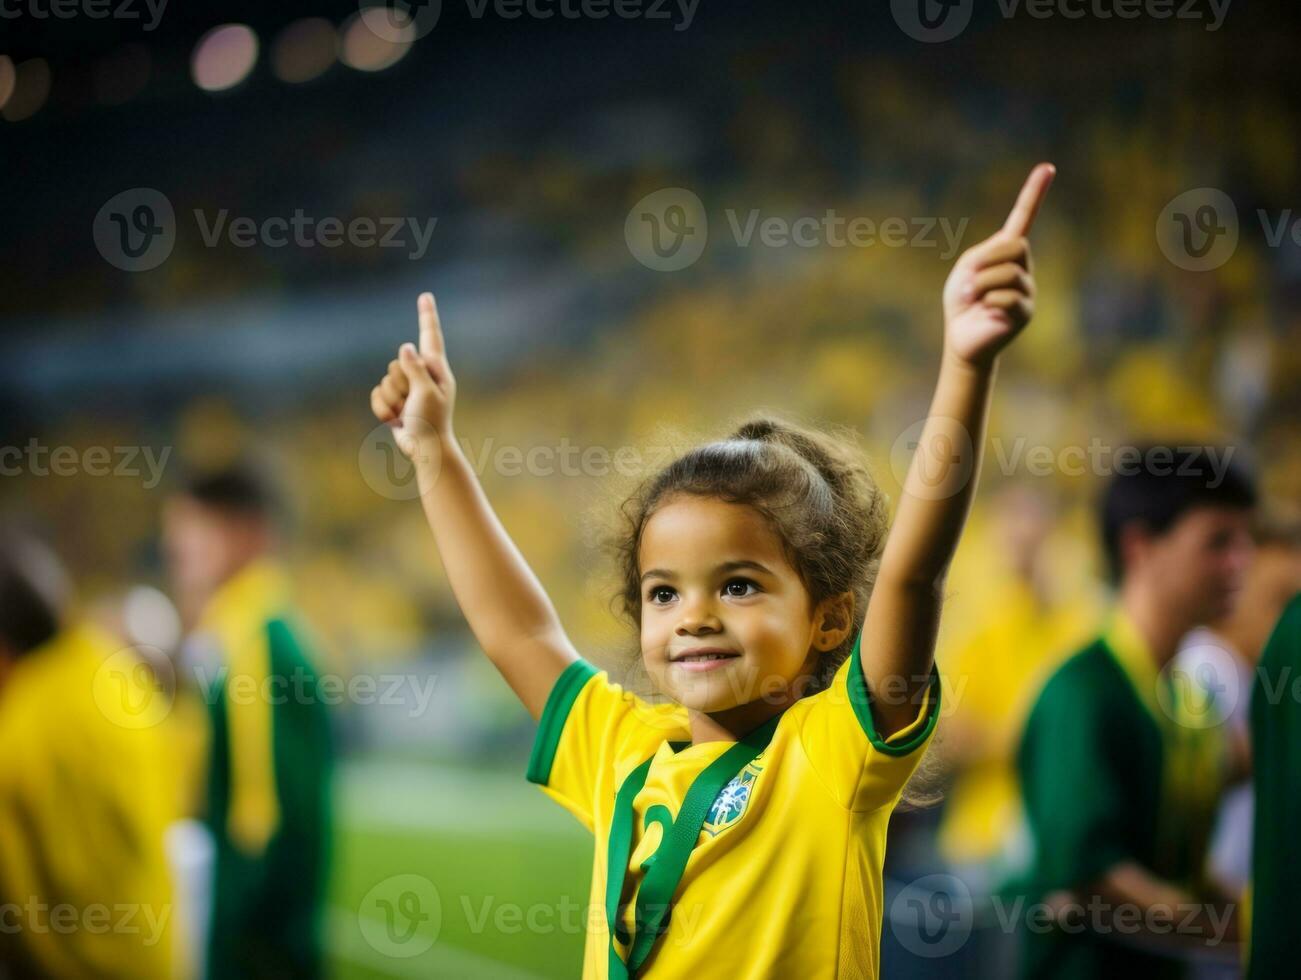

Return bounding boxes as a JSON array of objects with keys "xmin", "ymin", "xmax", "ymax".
[{"xmin": 368, "ymin": 163, "xmax": 1055, "ymax": 978}]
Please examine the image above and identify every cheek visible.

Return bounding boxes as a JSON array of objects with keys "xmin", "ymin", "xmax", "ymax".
[
  {"xmin": 1191, "ymin": 540, "xmax": 1236, "ymax": 576},
  {"xmin": 1183, "ymin": 546, "xmax": 1239, "ymax": 597},
  {"xmin": 1153, "ymin": 539, "xmax": 1202, "ymax": 583},
  {"xmin": 640, "ymin": 616, "xmax": 670, "ymax": 660},
  {"xmin": 176, "ymin": 530, "xmax": 211, "ymax": 569},
  {"xmin": 741, "ymin": 614, "xmax": 804, "ymax": 664}
]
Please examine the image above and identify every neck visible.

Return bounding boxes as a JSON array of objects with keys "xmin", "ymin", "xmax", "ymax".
[
  {"xmin": 1119, "ymin": 578, "xmax": 1190, "ymax": 669},
  {"xmin": 688, "ymin": 692, "xmax": 794, "ymax": 745},
  {"xmin": 1015, "ymin": 562, "xmax": 1052, "ymax": 610},
  {"xmin": 1216, "ymin": 605, "xmax": 1266, "ymax": 664}
]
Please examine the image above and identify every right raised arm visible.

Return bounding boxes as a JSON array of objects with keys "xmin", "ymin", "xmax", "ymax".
[{"xmin": 370, "ymin": 292, "xmax": 579, "ymax": 720}]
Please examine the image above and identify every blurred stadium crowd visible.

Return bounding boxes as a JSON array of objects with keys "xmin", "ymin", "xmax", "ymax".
[{"xmin": 2, "ymin": 1, "xmax": 1300, "ymax": 976}]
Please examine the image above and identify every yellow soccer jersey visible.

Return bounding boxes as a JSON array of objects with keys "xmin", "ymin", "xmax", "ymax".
[{"xmin": 526, "ymin": 630, "xmax": 942, "ymax": 979}]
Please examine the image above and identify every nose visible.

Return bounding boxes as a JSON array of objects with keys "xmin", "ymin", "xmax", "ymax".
[
  {"xmin": 1226, "ymin": 534, "xmax": 1255, "ymax": 580},
  {"xmin": 675, "ymin": 591, "xmax": 721, "ymax": 635}
]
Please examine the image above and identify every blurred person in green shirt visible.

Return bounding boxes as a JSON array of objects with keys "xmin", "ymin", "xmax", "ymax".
[
  {"xmin": 1246, "ymin": 590, "xmax": 1301, "ymax": 978},
  {"xmin": 163, "ymin": 465, "xmax": 333, "ymax": 980},
  {"xmin": 1015, "ymin": 445, "xmax": 1256, "ymax": 980}
]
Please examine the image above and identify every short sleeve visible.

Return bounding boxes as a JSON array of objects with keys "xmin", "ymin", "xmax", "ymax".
[
  {"xmin": 1017, "ymin": 669, "xmax": 1131, "ymax": 893},
  {"xmin": 794, "ymin": 628, "xmax": 943, "ymax": 811},
  {"xmin": 525, "ymin": 659, "xmax": 688, "ymax": 832}
]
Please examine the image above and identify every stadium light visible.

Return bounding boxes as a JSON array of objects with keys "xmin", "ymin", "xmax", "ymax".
[
  {"xmin": 340, "ymin": 9, "xmax": 415, "ymax": 73},
  {"xmin": 273, "ymin": 18, "xmax": 339, "ymax": 85},
  {"xmin": 1, "ymin": 58, "xmax": 50, "ymax": 123},
  {"xmin": 192, "ymin": 24, "xmax": 260, "ymax": 93}
]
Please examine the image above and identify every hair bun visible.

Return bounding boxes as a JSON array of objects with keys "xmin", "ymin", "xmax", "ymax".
[{"xmin": 731, "ymin": 419, "xmax": 780, "ymax": 442}]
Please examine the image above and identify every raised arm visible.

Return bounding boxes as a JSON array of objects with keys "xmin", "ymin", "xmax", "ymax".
[
  {"xmin": 861, "ymin": 164, "xmax": 1055, "ymax": 737},
  {"xmin": 370, "ymin": 293, "xmax": 578, "ymax": 720}
]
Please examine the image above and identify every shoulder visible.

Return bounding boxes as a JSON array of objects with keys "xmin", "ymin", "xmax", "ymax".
[
  {"xmin": 1262, "ymin": 593, "xmax": 1301, "ymax": 665},
  {"xmin": 1023, "ymin": 639, "xmax": 1120, "ymax": 732},
  {"xmin": 527, "ymin": 658, "xmax": 688, "ymax": 787},
  {"xmin": 551, "ymin": 660, "xmax": 686, "ymax": 732},
  {"xmin": 265, "ymin": 613, "xmax": 321, "ymax": 671},
  {"xmin": 1254, "ymin": 593, "xmax": 1301, "ymax": 721},
  {"xmin": 0, "ymin": 624, "xmax": 153, "ymax": 780},
  {"xmin": 1035, "ymin": 639, "xmax": 1115, "ymax": 697}
]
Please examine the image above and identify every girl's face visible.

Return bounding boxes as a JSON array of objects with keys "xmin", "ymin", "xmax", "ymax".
[{"xmin": 638, "ymin": 495, "xmax": 834, "ymax": 714}]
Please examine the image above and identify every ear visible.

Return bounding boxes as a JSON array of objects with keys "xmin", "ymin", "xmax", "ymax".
[
  {"xmin": 812, "ymin": 591, "xmax": 855, "ymax": 652},
  {"xmin": 1118, "ymin": 521, "xmax": 1154, "ymax": 578}
]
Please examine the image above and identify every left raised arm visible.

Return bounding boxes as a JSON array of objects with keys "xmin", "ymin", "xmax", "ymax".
[{"xmin": 862, "ymin": 163, "xmax": 1056, "ymax": 737}]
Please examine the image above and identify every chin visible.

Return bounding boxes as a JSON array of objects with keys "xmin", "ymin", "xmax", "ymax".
[
  {"xmin": 1200, "ymin": 591, "xmax": 1238, "ymax": 625},
  {"xmin": 664, "ymin": 680, "xmax": 737, "ymax": 714},
  {"xmin": 672, "ymin": 690, "xmax": 738, "ymax": 714},
  {"xmin": 658, "ymin": 664, "xmax": 753, "ymax": 713}
]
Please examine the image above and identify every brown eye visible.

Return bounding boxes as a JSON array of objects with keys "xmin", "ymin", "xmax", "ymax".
[
  {"xmin": 648, "ymin": 586, "xmax": 675, "ymax": 604},
  {"xmin": 724, "ymin": 578, "xmax": 758, "ymax": 597}
]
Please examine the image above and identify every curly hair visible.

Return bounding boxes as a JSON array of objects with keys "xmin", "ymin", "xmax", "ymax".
[
  {"xmin": 606, "ymin": 413, "xmax": 889, "ymax": 694},
  {"xmin": 594, "ymin": 411, "xmax": 943, "ymax": 807}
]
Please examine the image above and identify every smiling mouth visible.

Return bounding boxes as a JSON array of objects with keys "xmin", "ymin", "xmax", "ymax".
[{"xmin": 671, "ymin": 650, "xmax": 741, "ymax": 672}]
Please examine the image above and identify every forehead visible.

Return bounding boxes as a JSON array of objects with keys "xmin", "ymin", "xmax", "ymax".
[
  {"xmin": 1166, "ymin": 505, "xmax": 1253, "ymax": 539},
  {"xmin": 163, "ymin": 496, "xmax": 245, "ymax": 532},
  {"xmin": 163, "ymin": 496, "xmax": 207, "ymax": 525},
  {"xmin": 639, "ymin": 496, "xmax": 789, "ymax": 572}
]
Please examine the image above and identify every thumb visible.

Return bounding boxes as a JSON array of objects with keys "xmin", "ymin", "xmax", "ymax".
[{"xmin": 397, "ymin": 342, "xmax": 434, "ymax": 391}]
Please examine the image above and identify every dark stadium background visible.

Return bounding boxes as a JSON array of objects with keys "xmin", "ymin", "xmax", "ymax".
[{"xmin": 2, "ymin": 0, "xmax": 1299, "ymax": 976}]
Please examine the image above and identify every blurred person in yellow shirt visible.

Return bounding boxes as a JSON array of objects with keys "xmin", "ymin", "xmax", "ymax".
[
  {"xmin": 937, "ymin": 485, "xmax": 1101, "ymax": 889},
  {"xmin": 0, "ymin": 530, "xmax": 182, "ymax": 979}
]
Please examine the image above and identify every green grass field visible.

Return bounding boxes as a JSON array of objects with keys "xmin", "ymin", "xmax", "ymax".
[{"xmin": 327, "ymin": 759, "xmax": 593, "ymax": 979}]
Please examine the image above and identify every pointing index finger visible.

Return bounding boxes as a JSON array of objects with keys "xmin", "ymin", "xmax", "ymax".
[
  {"xmin": 1002, "ymin": 163, "xmax": 1056, "ymax": 238},
  {"xmin": 418, "ymin": 291, "xmax": 442, "ymax": 359}
]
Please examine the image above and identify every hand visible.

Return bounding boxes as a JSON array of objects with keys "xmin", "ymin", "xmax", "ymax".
[
  {"xmin": 369, "ymin": 292, "xmax": 458, "ymax": 459},
  {"xmin": 943, "ymin": 163, "xmax": 1055, "ymax": 369}
]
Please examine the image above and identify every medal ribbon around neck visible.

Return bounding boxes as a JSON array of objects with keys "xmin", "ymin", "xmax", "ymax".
[{"xmin": 605, "ymin": 711, "xmax": 782, "ymax": 978}]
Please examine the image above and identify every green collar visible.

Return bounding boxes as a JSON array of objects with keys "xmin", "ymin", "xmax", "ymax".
[
  {"xmin": 1101, "ymin": 606, "xmax": 1165, "ymax": 725},
  {"xmin": 1100, "ymin": 606, "xmax": 1226, "ymax": 885}
]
